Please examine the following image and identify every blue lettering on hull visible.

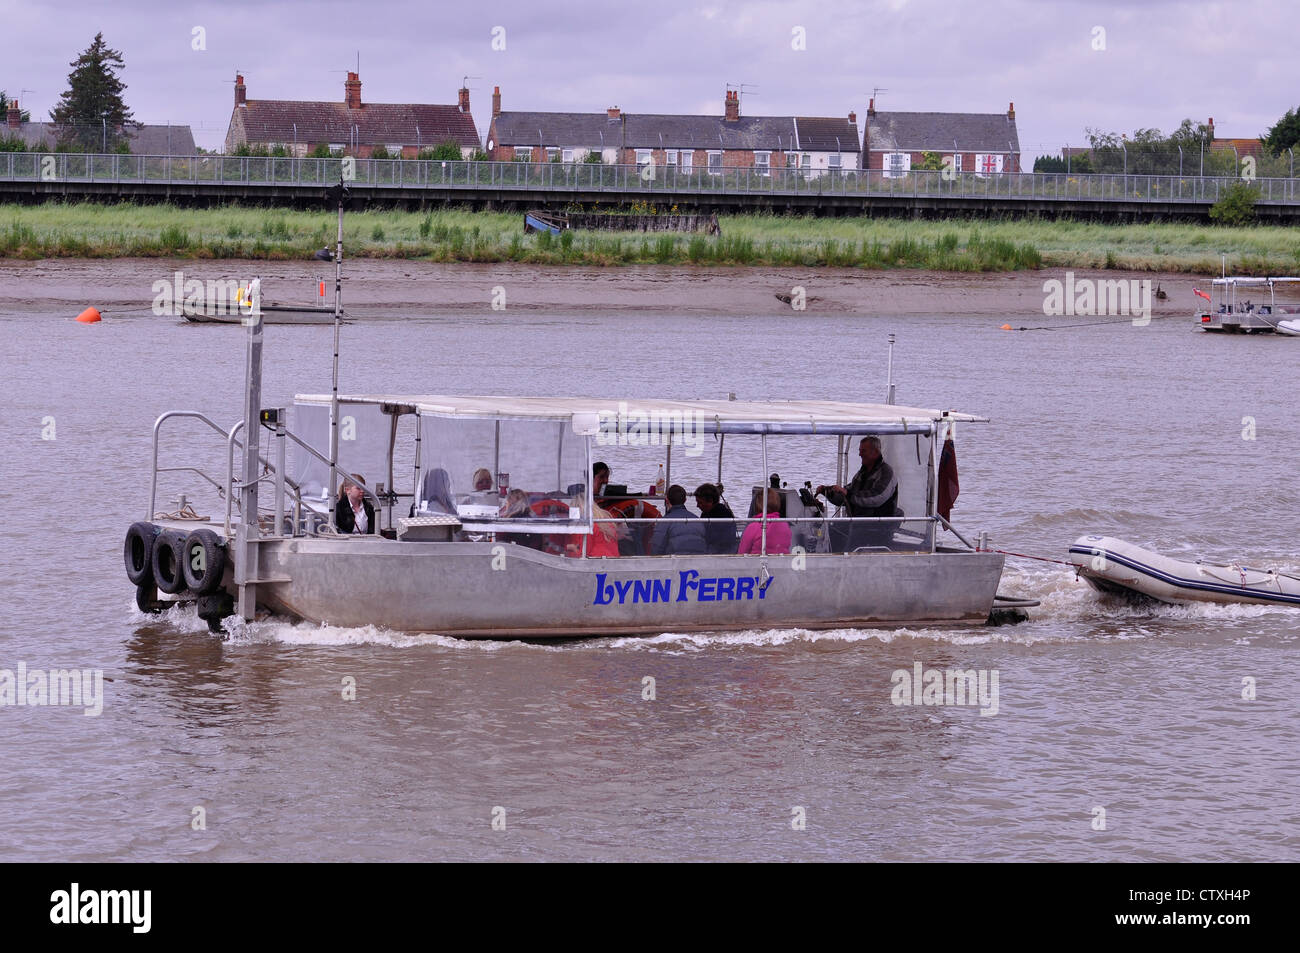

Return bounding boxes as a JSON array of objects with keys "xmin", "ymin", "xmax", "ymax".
[{"xmin": 593, "ymin": 571, "xmax": 774, "ymax": 606}]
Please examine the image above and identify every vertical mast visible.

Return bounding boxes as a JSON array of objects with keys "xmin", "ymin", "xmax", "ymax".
[
  {"xmin": 236, "ymin": 279, "xmax": 264, "ymax": 620},
  {"xmin": 328, "ymin": 176, "xmax": 347, "ymax": 522}
]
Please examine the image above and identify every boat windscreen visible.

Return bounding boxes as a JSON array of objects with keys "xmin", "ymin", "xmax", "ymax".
[
  {"xmin": 291, "ymin": 401, "xmax": 393, "ymax": 504},
  {"xmin": 417, "ymin": 414, "xmax": 591, "ymax": 526}
]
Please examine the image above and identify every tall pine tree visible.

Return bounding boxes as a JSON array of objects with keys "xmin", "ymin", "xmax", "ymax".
[{"xmin": 50, "ymin": 33, "xmax": 135, "ymax": 152}]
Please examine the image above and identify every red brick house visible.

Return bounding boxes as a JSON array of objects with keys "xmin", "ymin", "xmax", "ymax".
[
  {"xmin": 864, "ymin": 101, "xmax": 1021, "ymax": 176},
  {"xmin": 223, "ymin": 73, "xmax": 480, "ymax": 157},
  {"xmin": 485, "ymin": 87, "xmax": 860, "ymax": 176}
]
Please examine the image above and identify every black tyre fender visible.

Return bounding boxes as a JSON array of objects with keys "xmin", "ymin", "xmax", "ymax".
[
  {"xmin": 124, "ymin": 521, "xmax": 160, "ymax": 586},
  {"xmin": 135, "ymin": 580, "xmax": 164, "ymax": 614},
  {"xmin": 182, "ymin": 529, "xmax": 227, "ymax": 595},
  {"xmin": 151, "ymin": 529, "xmax": 189, "ymax": 595}
]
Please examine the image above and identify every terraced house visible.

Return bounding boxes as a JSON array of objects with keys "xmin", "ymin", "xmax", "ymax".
[
  {"xmin": 485, "ymin": 87, "xmax": 861, "ymax": 176},
  {"xmin": 223, "ymin": 72, "xmax": 480, "ymax": 158},
  {"xmin": 864, "ymin": 100, "xmax": 1022, "ymax": 176}
]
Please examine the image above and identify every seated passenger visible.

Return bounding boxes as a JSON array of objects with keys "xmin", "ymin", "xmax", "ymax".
[
  {"xmin": 464, "ymin": 467, "xmax": 498, "ymax": 505},
  {"xmin": 651, "ymin": 484, "xmax": 707, "ymax": 555},
  {"xmin": 336, "ymin": 473, "xmax": 376, "ymax": 535},
  {"xmin": 497, "ymin": 488, "xmax": 543, "ymax": 550},
  {"xmin": 566, "ymin": 502, "xmax": 622, "ymax": 558},
  {"xmin": 694, "ymin": 483, "xmax": 737, "ymax": 554},
  {"xmin": 419, "ymin": 468, "xmax": 456, "ymax": 515},
  {"xmin": 818, "ymin": 436, "xmax": 901, "ymax": 551},
  {"xmin": 593, "ymin": 461, "xmax": 611, "ymax": 501},
  {"xmin": 738, "ymin": 488, "xmax": 791, "ymax": 555}
]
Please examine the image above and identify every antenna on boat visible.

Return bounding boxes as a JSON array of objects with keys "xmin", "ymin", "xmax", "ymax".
[
  {"xmin": 885, "ymin": 333, "xmax": 897, "ymax": 405},
  {"xmin": 326, "ymin": 174, "xmax": 348, "ymax": 517},
  {"xmin": 1221, "ymin": 253, "xmax": 1226, "ymax": 279}
]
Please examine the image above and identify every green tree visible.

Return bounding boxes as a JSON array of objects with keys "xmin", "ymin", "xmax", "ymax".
[
  {"xmin": 1034, "ymin": 155, "xmax": 1067, "ymax": 172},
  {"xmin": 918, "ymin": 150, "xmax": 944, "ymax": 171},
  {"xmin": 420, "ymin": 141, "xmax": 463, "ymax": 160},
  {"xmin": 1208, "ymin": 181, "xmax": 1260, "ymax": 225},
  {"xmin": 307, "ymin": 142, "xmax": 332, "ymax": 158},
  {"xmin": 1263, "ymin": 107, "xmax": 1300, "ymax": 156},
  {"xmin": 49, "ymin": 32, "xmax": 136, "ymax": 151}
]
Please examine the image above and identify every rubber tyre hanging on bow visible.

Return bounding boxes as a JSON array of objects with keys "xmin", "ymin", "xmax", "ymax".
[
  {"xmin": 181, "ymin": 529, "xmax": 227, "ymax": 596},
  {"xmin": 123, "ymin": 521, "xmax": 160, "ymax": 586},
  {"xmin": 151, "ymin": 529, "xmax": 189, "ymax": 595}
]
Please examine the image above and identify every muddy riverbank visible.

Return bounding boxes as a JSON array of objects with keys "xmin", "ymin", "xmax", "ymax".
[{"xmin": 3, "ymin": 259, "xmax": 1201, "ymax": 318}]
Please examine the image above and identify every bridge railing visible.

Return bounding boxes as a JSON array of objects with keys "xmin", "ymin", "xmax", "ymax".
[{"xmin": 2, "ymin": 152, "xmax": 1298, "ymax": 204}]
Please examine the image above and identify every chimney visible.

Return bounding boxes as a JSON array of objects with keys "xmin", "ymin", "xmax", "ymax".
[
  {"xmin": 458, "ymin": 85, "xmax": 470, "ymax": 113},
  {"xmin": 234, "ymin": 74, "xmax": 246, "ymax": 108},
  {"xmin": 867, "ymin": 98, "xmax": 876, "ymax": 118},
  {"xmin": 606, "ymin": 106, "xmax": 621, "ymax": 120},
  {"xmin": 1007, "ymin": 101, "xmax": 1015, "ymax": 121},
  {"xmin": 492, "ymin": 85, "xmax": 501, "ymax": 118},
  {"xmin": 1208, "ymin": 117, "xmax": 1215, "ymax": 139},
  {"xmin": 724, "ymin": 89, "xmax": 739, "ymax": 122},
  {"xmin": 345, "ymin": 71, "xmax": 362, "ymax": 109},
  {"xmin": 7, "ymin": 100, "xmax": 20, "ymax": 129},
  {"xmin": 848, "ymin": 110, "xmax": 857, "ymax": 125}
]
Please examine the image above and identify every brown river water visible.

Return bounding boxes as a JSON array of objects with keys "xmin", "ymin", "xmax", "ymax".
[{"xmin": 0, "ymin": 261, "xmax": 1296, "ymax": 861}]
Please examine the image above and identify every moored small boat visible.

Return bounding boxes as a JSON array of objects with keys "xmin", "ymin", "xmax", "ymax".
[
  {"xmin": 1196, "ymin": 276, "xmax": 1300, "ymax": 334},
  {"xmin": 1068, "ymin": 535, "xmax": 1300, "ymax": 607}
]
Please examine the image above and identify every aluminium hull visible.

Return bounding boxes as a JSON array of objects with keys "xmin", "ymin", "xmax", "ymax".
[{"xmin": 236, "ymin": 539, "xmax": 1006, "ymax": 637}]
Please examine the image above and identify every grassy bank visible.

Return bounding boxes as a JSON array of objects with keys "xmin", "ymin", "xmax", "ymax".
[{"xmin": 2, "ymin": 202, "xmax": 1297, "ymax": 273}]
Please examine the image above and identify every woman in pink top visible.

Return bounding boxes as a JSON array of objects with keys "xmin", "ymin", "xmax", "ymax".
[{"xmin": 738, "ymin": 489, "xmax": 792, "ymax": 555}]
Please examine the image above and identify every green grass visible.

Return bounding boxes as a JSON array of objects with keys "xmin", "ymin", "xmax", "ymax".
[{"xmin": 1, "ymin": 202, "xmax": 1297, "ymax": 273}]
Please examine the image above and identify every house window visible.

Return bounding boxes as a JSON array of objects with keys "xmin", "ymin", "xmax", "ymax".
[
  {"xmin": 562, "ymin": 149, "xmax": 575, "ymax": 163},
  {"xmin": 828, "ymin": 154, "xmax": 841, "ymax": 170},
  {"xmin": 886, "ymin": 152, "xmax": 910, "ymax": 177},
  {"xmin": 680, "ymin": 151, "xmax": 693, "ymax": 171},
  {"xmin": 755, "ymin": 152, "xmax": 770, "ymax": 176},
  {"xmin": 951, "ymin": 154, "xmax": 962, "ymax": 172},
  {"xmin": 665, "ymin": 150, "xmax": 677, "ymax": 166},
  {"xmin": 546, "ymin": 148, "xmax": 560, "ymax": 162},
  {"xmin": 635, "ymin": 149, "xmax": 652, "ymax": 169},
  {"xmin": 707, "ymin": 151, "xmax": 722, "ymax": 174}
]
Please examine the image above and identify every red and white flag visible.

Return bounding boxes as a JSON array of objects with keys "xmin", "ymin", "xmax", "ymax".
[{"xmin": 1194, "ymin": 288, "xmax": 1211, "ymax": 301}]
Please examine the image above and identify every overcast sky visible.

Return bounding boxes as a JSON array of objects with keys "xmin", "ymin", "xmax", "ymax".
[{"xmin": 2, "ymin": 0, "xmax": 1294, "ymax": 153}]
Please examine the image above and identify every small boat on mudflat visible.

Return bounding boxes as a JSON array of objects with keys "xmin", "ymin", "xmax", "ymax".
[
  {"xmin": 1196, "ymin": 277, "xmax": 1300, "ymax": 334},
  {"xmin": 183, "ymin": 304, "xmax": 349, "ymax": 325},
  {"xmin": 1068, "ymin": 535, "xmax": 1300, "ymax": 607}
]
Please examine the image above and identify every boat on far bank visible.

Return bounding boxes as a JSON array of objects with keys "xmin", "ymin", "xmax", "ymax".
[
  {"xmin": 1196, "ymin": 276, "xmax": 1300, "ymax": 334},
  {"xmin": 183, "ymin": 303, "xmax": 350, "ymax": 325}
]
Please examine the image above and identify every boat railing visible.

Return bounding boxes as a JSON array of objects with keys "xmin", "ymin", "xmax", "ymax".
[{"xmin": 223, "ymin": 419, "xmax": 307, "ymax": 538}]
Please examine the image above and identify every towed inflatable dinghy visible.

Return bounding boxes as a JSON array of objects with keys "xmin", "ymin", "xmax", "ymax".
[
  {"xmin": 1276, "ymin": 318, "xmax": 1300, "ymax": 336},
  {"xmin": 1068, "ymin": 535, "xmax": 1300, "ymax": 607}
]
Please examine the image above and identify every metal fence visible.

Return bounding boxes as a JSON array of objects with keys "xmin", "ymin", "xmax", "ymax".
[{"xmin": 4, "ymin": 152, "xmax": 1299, "ymax": 204}]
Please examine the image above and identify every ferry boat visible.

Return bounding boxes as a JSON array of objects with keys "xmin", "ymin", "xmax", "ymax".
[
  {"xmin": 1196, "ymin": 276, "xmax": 1300, "ymax": 333},
  {"xmin": 121, "ymin": 186, "xmax": 1012, "ymax": 638},
  {"xmin": 124, "ymin": 365, "xmax": 1008, "ymax": 636}
]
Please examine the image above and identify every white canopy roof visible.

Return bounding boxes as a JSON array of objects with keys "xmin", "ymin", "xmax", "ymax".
[
  {"xmin": 295, "ymin": 394, "xmax": 986, "ymax": 434},
  {"xmin": 1213, "ymin": 277, "xmax": 1300, "ymax": 285}
]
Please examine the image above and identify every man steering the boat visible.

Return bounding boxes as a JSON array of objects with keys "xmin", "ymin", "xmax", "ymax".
[{"xmin": 818, "ymin": 436, "xmax": 900, "ymax": 551}]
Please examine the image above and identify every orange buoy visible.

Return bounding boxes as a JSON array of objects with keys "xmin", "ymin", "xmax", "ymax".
[
  {"xmin": 76, "ymin": 307, "xmax": 102, "ymax": 323},
  {"xmin": 1000, "ymin": 323, "xmax": 1013, "ymax": 330}
]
